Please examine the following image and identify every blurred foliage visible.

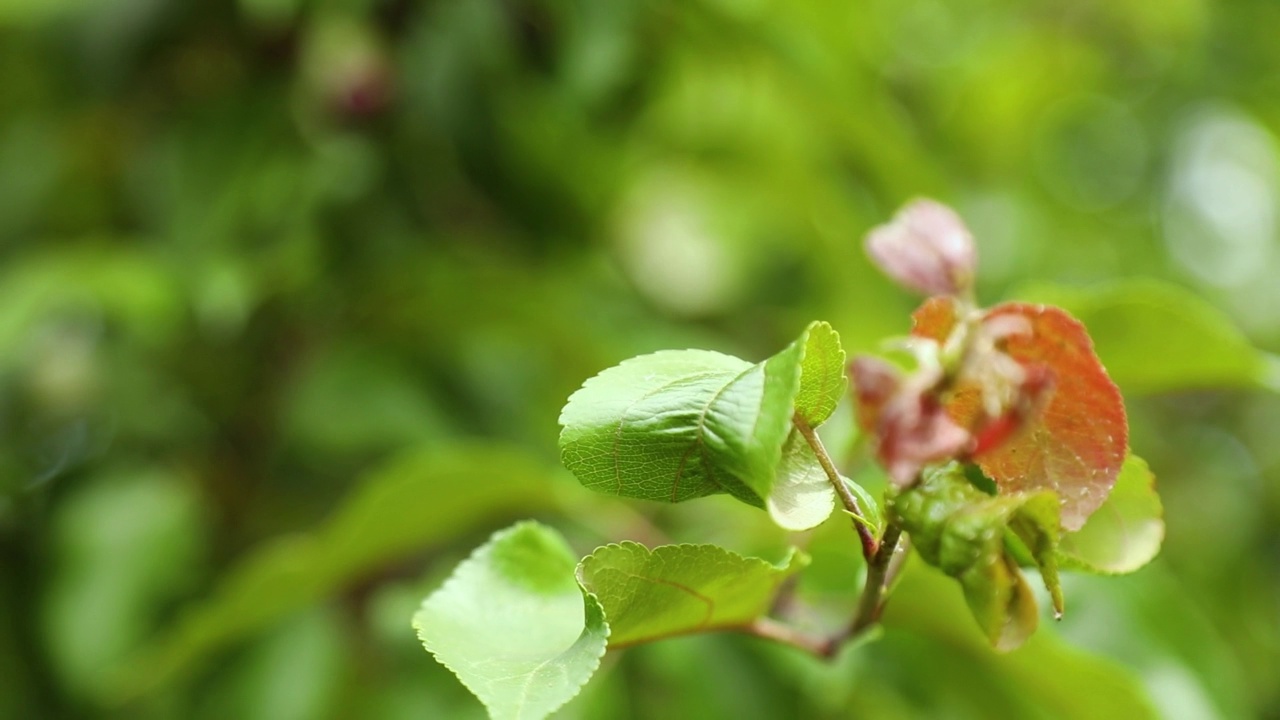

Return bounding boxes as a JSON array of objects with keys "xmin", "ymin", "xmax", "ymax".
[{"xmin": 0, "ymin": 0, "xmax": 1278, "ymax": 718}]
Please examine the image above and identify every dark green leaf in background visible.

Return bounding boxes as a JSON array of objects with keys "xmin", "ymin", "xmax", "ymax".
[
  {"xmin": 1014, "ymin": 279, "xmax": 1272, "ymax": 394},
  {"xmin": 117, "ymin": 445, "xmax": 558, "ymax": 700}
]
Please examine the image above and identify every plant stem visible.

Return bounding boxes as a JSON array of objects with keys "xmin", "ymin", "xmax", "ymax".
[
  {"xmin": 751, "ymin": 419, "xmax": 909, "ymax": 660},
  {"xmin": 745, "ymin": 522, "xmax": 905, "ymax": 660},
  {"xmin": 846, "ymin": 522, "xmax": 902, "ymax": 637},
  {"xmin": 793, "ymin": 415, "xmax": 878, "ymax": 561}
]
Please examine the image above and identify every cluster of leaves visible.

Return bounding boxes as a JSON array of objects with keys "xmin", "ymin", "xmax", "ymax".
[{"xmin": 414, "ymin": 200, "xmax": 1165, "ymax": 719}]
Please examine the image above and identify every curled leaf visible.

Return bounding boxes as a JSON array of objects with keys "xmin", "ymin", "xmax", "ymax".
[
  {"xmin": 891, "ymin": 465, "xmax": 1061, "ymax": 651},
  {"xmin": 767, "ymin": 429, "xmax": 838, "ymax": 531},
  {"xmin": 557, "ymin": 322, "xmax": 846, "ymax": 513}
]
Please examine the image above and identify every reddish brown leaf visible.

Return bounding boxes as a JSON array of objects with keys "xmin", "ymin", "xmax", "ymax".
[
  {"xmin": 911, "ymin": 300, "xmax": 1128, "ymax": 530},
  {"xmin": 981, "ymin": 303, "xmax": 1127, "ymax": 529}
]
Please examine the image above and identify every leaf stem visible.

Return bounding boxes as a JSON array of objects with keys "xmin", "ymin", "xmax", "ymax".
[
  {"xmin": 745, "ymin": 617, "xmax": 834, "ymax": 657},
  {"xmin": 793, "ymin": 415, "xmax": 878, "ymax": 561}
]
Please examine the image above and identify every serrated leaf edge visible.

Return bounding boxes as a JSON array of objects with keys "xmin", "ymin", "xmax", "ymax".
[{"xmin": 575, "ymin": 541, "xmax": 808, "ymax": 648}]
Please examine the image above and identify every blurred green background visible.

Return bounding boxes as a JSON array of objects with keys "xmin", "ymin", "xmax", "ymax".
[{"xmin": 1, "ymin": 0, "xmax": 1278, "ymax": 718}]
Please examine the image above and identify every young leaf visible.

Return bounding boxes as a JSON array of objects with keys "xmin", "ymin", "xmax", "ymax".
[
  {"xmin": 558, "ymin": 321, "xmax": 843, "ymax": 508},
  {"xmin": 1007, "ymin": 492, "xmax": 1064, "ymax": 617},
  {"xmin": 1058, "ymin": 454, "xmax": 1164, "ymax": 574},
  {"xmin": 891, "ymin": 464, "xmax": 1061, "ymax": 650},
  {"xmin": 793, "ymin": 321, "xmax": 847, "ymax": 427},
  {"xmin": 913, "ymin": 299, "xmax": 1128, "ymax": 531},
  {"xmin": 413, "ymin": 522, "xmax": 609, "ymax": 720},
  {"xmin": 576, "ymin": 542, "xmax": 807, "ymax": 648},
  {"xmin": 767, "ymin": 429, "xmax": 837, "ymax": 531}
]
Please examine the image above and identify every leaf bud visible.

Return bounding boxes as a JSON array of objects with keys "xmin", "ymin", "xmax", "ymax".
[{"xmin": 865, "ymin": 199, "xmax": 977, "ymax": 297}]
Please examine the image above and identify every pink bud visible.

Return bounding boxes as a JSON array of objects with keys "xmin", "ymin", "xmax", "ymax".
[{"xmin": 865, "ymin": 199, "xmax": 977, "ymax": 296}]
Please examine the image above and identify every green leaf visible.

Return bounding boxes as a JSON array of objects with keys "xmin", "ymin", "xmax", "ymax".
[
  {"xmin": 1007, "ymin": 493, "xmax": 1064, "ymax": 617},
  {"xmin": 576, "ymin": 542, "xmax": 807, "ymax": 647},
  {"xmin": 766, "ymin": 429, "xmax": 837, "ymax": 531},
  {"xmin": 891, "ymin": 464, "xmax": 1062, "ymax": 650},
  {"xmin": 1012, "ymin": 279, "xmax": 1268, "ymax": 395},
  {"xmin": 1058, "ymin": 454, "xmax": 1164, "ymax": 574},
  {"xmin": 842, "ymin": 476, "xmax": 883, "ymax": 534},
  {"xmin": 558, "ymin": 321, "xmax": 842, "ymax": 508},
  {"xmin": 793, "ymin": 321, "xmax": 847, "ymax": 427},
  {"xmin": 43, "ymin": 468, "xmax": 203, "ymax": 700},
  {"xmin": 413, "ymin": 522, "xmax": 608, "ymax": 720},
  {"xmin": 115, "ymin": 445, "xmax": 558, "ymax": 699}
]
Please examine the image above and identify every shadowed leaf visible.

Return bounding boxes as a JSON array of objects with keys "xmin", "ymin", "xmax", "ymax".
[{"xmin": 115, "ymin": 445, "xmax": 557, "ymax": 699}]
